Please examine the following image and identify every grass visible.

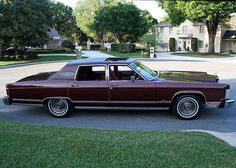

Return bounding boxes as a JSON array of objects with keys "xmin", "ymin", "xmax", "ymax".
[
  {"xmin": 0, "ymin": 55, "xmax": 77, "ymax": 66},
  {"xmin": 172, "ymin": 52, "xmax": 232, "ymax": 58},
  {"xmin": 1, "ymin": 120, "xmax": 236, "ymax": 168},
  {"xmin": 104, "ymin": 51, "xmax": 146, "ymax": 58}
]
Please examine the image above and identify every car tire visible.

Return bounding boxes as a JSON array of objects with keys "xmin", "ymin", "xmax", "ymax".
[
  {"xmin": 47, "ymin": 98, "xmax": 73, "ymax": 118},
  {"xmin": 172, "ymin": 95, "xmax": 202, "ymax": 120}
]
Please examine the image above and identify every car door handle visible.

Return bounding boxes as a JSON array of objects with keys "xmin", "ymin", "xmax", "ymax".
[{"xmin": 71, "ymin": 83, "xmax": 80, "ymax": 87}]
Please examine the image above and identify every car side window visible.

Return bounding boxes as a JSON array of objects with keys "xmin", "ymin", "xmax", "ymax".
[
  {"xmin": 109, "ymin": 65, "xmax": 143, "ymax": 81},
  {"xmin": 76, "ymin": 65, "xmax": 106, "ymax": 81}
]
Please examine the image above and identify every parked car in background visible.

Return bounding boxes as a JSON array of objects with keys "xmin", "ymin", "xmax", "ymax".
[
  {"xmin": 1, "ymin": 47, "xmax": 32, "ymax": 55},
  {"xmin": 3, "ymin": 58, "xmax": 234, "ymax": 119}
]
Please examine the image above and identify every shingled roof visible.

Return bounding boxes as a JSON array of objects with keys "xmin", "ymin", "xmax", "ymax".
[{"xmin": 222, "ymin": 30, "xmax": 236, "ymax": 40}]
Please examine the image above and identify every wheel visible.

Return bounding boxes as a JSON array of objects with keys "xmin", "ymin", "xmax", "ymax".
[
  {"xmin": 47, "ymin": 98, "xmax": 73, "ymax": 117},
  {"xmin": 172, "ymin": 95, "xmax": 202, "ymax": 120}
]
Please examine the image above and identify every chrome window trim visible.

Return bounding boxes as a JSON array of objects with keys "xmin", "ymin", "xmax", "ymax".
[
  {"xmin": 108, "ymin": 64, "xmax": 147, "ymax": 81},
  {"xmin": 72, "ymin": 100, "xmax": 171, "ymax": 104},
  {"xmin": 74, "ymin": 64, "xmax": 108, "ymax": 82}
]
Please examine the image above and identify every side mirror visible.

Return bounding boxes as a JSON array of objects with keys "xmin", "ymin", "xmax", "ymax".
[{"xmin": 130, "ymin": 76, "xmax": 135, "ymax": 82}]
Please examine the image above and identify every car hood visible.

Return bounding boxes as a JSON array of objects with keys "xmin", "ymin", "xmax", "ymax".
[{"xmin": 156, "ymin": 70, "xmax": 219, "ymax": 83}]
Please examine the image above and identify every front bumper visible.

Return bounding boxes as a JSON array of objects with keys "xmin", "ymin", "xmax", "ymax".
[
  {"xmin": 2, "ymin": 96, "xmax": 12, "ymax": 105},
  {"xmin": 218, "ymin": 98, "xmax": 234, "ymax": 108}
]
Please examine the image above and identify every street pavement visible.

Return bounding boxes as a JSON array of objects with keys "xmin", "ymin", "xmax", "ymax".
[{"xmin": 0, "ymin": 53, "xmax": 236, "ymax": 146}]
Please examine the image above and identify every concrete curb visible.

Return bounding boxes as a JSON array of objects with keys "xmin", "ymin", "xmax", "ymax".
[{"xmin": 184, "ymin": 130, "xmax": 236, "ymax": 148}]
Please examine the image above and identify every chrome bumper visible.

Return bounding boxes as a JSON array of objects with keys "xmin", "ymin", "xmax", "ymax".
[
  {"xmin": 2, "ymin": 96, "xmax": 12, "ymax": 105},
  {"xmin": 207, "ymin": 99, "xmax": 234, "ymax": 108},
  {"xmin": 218, "ymin": 98, "xmax": 234, "ymax": 108}
]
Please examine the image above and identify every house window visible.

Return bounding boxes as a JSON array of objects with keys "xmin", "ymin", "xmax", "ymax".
[
  {"xmin": 160, "ymin": 27, "xmax": 164, "ymax": 34},
  {"xmin": 169, "ymin": 27, "xmax": 173, "ymax": 34},
  {"xmin": 182, "ymin": 26, "xmax": 187, "ymax": 33},
  {"xmin": 199, "ymin": 25, "xmax": 205, "ymax": 33},
  {"xmin": 199, "ymin": 40, "xmax": 204, "ymax": 48}
]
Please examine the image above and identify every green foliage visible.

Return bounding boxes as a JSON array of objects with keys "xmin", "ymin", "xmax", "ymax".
[
  {"xmin": 169, "ymin": 38, "xmax": 176, "ymax": 52},
  {"xmin": 75, "ymin": 0, "xmax": 119, "ymax": 39},
  {"xmin": 139, "ymin": 34, "xmax": 158, "ymax": 48},
  {"xmin": 91, "ymin": 3, "xmax": 152, "ymax": 43},
  {"xmin": 90, "ymin": 44, "xmax": 101, "ymax": 50},
  {"xmin": 51, "ymin": 2, "xmax": 74, "ymax": 37},
  {"xmin": 0, "ymin": 0, "xmax": 52, "ymax": 50},
  {"xmin": 191, "ymin": 38, "xmax": 198, "ymax": 52},
  {"xmin": 157, "ymin": 0, "xmax": 185, "ymax": 26},
  {"xmin": 61, "ymin": 40, "xmax": 74, "ymax": 50},
  {"xmin": 0, "ymin": 51, "xmax": 38, "ymax": 61},
  {"xmin": 111, "ymin": 43, "xmax": 136, "ymax": 53}
]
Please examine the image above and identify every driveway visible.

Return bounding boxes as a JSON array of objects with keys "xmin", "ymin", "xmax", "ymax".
[{"xmin": 0, "ymin": 60, "xmax": 235, "ymax": 133}]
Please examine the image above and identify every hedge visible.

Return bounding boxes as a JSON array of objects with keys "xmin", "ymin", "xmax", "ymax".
[
  {"xmin": 169, "ymin": 38, "xmax": 176, "ymax": 52},
  {"xmin": 191, "ymin": 38, "xmax": 198, "ymax": 52},
  {"xmin": 90, "ymin": 44, "xmax": 101, "ymax": 50},
  {"xmin": 0, "ymin": 52, "xmax": 38, "ymax": 61},
  {"xmin": 111, "ymin": 43, "xmax": 136, "ymax": 53}
]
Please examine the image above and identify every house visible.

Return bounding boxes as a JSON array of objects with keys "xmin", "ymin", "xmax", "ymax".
[
  {"xmin": 156, "ymin": 19, "xmax": 236, "ymax": 53},
  {"xmin": 43, "ymin": 29, "xmax": 64, "ymax": 49}
]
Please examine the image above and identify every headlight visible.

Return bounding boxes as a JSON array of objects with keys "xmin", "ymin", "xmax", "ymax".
[{"xmin": 225, "ymin": 89, "xmax": 230, "ymax": 99}]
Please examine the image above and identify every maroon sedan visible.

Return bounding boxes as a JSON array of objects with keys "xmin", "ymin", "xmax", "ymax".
[{"xmin": 3, "ymin": 57, "xmax": 234, "ymax": 119}]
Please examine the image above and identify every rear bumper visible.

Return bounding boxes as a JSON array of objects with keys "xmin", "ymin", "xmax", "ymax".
[
  {"xmin": 2, "ymin": 96, "xmax": 12, "ymax": 105},
  {"xmin": 218, "ymin": 98, "xmax": 234, "ymax": 108}
]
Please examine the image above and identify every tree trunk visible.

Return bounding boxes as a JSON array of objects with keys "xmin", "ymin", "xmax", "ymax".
[
  {"xmin": 206, "ymin": 13, "xmax": 219, "ymax": 53},
  {"xmin": 208, "ymin": 33, "xmax": 216, "ymax": 53},
  {"xmin": 14, "ymin": 45, "xmax": 19, "ymax": 56}
]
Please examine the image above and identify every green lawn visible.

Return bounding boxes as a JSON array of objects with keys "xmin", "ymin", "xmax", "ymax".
[
  {"xmin": 0, "ymin": 56, "xmax": 77, "ymax": 66},
  {"xmin": 1, "ymin": 120, "xmax": 236, "ymax": 168},
  {"xmin": 172, "ymin": 52, "xmax": 232, "ymax": 58},
  {"xmin": 104, "ymin": 51, "xmax": 146, "ymax": 58}
]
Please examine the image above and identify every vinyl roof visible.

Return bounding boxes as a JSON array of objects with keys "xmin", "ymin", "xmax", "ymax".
[{"xmin": 67, "ymin": 57, "xmax": 136, "ymax": 65}]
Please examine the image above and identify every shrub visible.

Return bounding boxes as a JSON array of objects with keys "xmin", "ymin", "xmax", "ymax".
[
  {"xmin": 90, "ymin": 44, "xmax": 101, "ymax": 50},
  {"xmin": 61, "ymin": 40, "xmax": 75, "ymax": 50},
  {"xmin": 99, "ymin": 47, "xmax": 107, "ymax": 51},
  {"xmin": 169, "ymin": 38, "xmax": 176, "ymax": 52},
  {"xmin": 111, "ymin": 43, "xmax": 136, "ymax": 52},
  {"xmin": 191, "ymin": 38, "xmax": 198, "ymax": 52},
  {"xmin": 32, "ymin": 49, "xmax": 69, "ymax": 54}
]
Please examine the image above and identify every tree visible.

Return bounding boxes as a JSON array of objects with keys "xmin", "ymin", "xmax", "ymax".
[
  {"xmin": 0, "ymin": 0, "xmax": 52, "ymax": 55},
  {"xmin": 157, "ymin": 0, "xmax": 185, "ymax": 26},
  {"xmin": 51, "ymin": 2, "xmax": 75, "ymax": 37},
  {"xmin": 74, "ymin": 0, "xmax": 120, "ymax": 39},
  {"xmin": 91, "ymin": 3, "xmax": 153, "ymax": 43},
  {"xmin": 157, "ymin": 1, "xmax": 236, "ymax": 53}
]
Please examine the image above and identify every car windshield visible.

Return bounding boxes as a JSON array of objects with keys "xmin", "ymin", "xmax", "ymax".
[{"xmin": 130, "ymin": 61, "xmax": 158, "ymax": 80}]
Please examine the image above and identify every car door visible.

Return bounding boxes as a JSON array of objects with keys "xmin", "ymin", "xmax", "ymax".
[
  {"xmin": 68, "ymin": 65, "xmax": 109, "ymax": 102},
  {"xmin": 109, "ymin": 65, "xmax": 156, "ymax": 102}
]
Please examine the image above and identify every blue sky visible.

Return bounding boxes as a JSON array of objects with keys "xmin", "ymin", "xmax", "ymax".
[{"xmin": 54, "ymin": 0, "xmax": 167, "ymax": 21}]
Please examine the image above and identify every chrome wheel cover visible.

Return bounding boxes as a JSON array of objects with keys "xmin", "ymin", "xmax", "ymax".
[
  {"xmin": 48, "ymin": 99, "xmax": 68, "ymax": 116},
  {"xmin": 177, "ymin": 97, "xmax": 199, "ymax": 119}
]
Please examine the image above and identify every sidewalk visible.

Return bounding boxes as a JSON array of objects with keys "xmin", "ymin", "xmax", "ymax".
[{"xmin": 38, "ymin": 51, "xmax": 113, "ymax": 58}]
